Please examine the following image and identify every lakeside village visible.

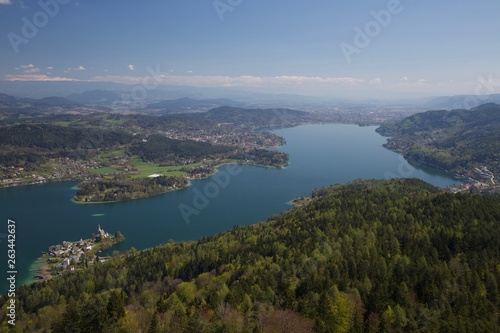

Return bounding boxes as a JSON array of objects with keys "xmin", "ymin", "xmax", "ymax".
[
  {"xmin": 35, "ymin": 225, "xmax": 124, "ymax": 281},
  {"xmin": 0, "ymin": 124, "xmax": 285, "ymax": 189},
  {"xmin": 445, "ymin": 165, "xmax": 499, "ymax": 195}
]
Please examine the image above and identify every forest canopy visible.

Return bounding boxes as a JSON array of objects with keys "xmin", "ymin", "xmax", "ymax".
[{"xmin": 2, "ymin": 178, "xmax": 500, "ymax": 332}]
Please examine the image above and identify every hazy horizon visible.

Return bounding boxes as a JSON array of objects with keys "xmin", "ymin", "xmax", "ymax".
[{"xmin": 1, "ymin": 0, "xmax": 499, "ymax": 100}]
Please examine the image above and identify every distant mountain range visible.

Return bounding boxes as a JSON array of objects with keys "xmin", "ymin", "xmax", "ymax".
[
  {"xmin": 424, "ymin": 94, "xmax": 500, "ymax": 109},
  {"xmin": 2, "ymin": 79, "xmax": 500, "ymax": 110},
  {"xmin": 146, "ymin": 97, "xmax": 245, "ymax": 112},
  {"xmin": 0, "ymin": 93, "xmax": 84, "ymax": 110},
  {"xmin": 66, "ymin": 90, "xmax": 124, "ymax": 106},
  {"xmin": 203, "ymin": 106, "xmax": 309, "ymax": 127},
  {"xmin": 0, "ymin": 81, "xmax": 314, "ymax": 106}
]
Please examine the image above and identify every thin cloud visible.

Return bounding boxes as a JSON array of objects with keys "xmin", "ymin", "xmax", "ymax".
[
  {"xmin": 70, "ymin": 66, "xmax": 87, "ymax": 71},
  {"xmin": 3, "ymin": 72, "xmax": 487, "ymax": 98},
  {"xmin": 0, "ymin": 0, "xmax": 12, "ymax": 5},
  {"xmin": 4, "ymin": 74, "xmax": 78, "ymax": 82},
  {"xmin": 271, "ymin": 76, "xmax": 365, "ymax": 85},
  {"xmin": 16, "ymin": 64, "xmax": 40, "ymax": 73},
  {"xmin": 89, "ymin": 74, "xmax": 366, "ymax": 87},
  {"xmin": 127, "ymin": 64, "xmax": 135, "ymax": 71}
]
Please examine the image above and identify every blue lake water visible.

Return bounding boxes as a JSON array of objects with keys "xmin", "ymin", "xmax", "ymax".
[{"xmin": 0, "ymin": 124, "xmax": 459, "ymax": 293}]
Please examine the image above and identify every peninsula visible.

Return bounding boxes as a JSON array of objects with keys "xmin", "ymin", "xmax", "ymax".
[
  {"xmin": 0, "ymin": 106, "xmax": 292, "ymax": 203},
  {"xmin": 35, "ymin": 225, "xmax": 124, "ymax": 281},
  {"xmin": 377, "ymin": 103, "xmax": 500, "ymax": 194}
]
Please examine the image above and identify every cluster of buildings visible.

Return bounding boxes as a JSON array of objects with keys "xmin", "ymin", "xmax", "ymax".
[
  {"xmin": 474, "ymin": 166, "xmax": 495, "ymax": 184},
  {"xmin": 0, "ymin": 158, "xmax": 101, "ymax": 188},
  {"xmin": 447, "ymin": 166, "xmax": 498, "ymax": 194},
  {"xmin": 157, "ymin": 126, "xmax": 284, "ymax": 150},
  {"xmin": 49, "ymin": 157, "xmax": 101, "ymax": 178},
  {"xmin": 47, "ymin": 225, "xmax": 109, "ymax": 271},
  {"xmin": 0, "ymin": 174, "xmax": 46, "ymax": 187}
]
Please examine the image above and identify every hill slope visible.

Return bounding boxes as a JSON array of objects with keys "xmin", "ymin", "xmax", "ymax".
[
  {"xmin": 377, "ymin": 103, "xmax": 500, "ymax": 181},
  {"xmin": 66, "ymin": 89, "xmax": 124, "ymax": 106},
  {"xmin": 3, "ymin": 179, "xmax": 500, "ymax": 332},
  {"xmin": 0, "ymin": 93, "xmax": 83, "ymax": 110},
  {"xmin": 204, "ymin": 106, "xmax": 309, "ymax": 127},
  {"xmin": 425, "ymin": 94, "xmax": 500, "ymax": 109},
  {"xmin": 146, "ymin": 97, "xmax": 245, "ymax": 112}
]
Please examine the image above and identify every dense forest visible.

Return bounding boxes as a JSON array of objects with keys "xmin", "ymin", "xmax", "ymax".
[
  {"xmin": 129, "ymin": 135, "xmax": 233, "ymax": 164},
  {"xmin": 2, "ymin": 178, "xmax": 500, "ymax": 332},
  {"xmin": 74, "ymin": 175, "xmax": 189, "ymax": 202},
  {"xmin": 377, "ymin": 103, "xmax": 500, "ymax": 175},
  {"xmin": 232, "ymin": 148, "xmax": 289, "ymax": 168},
  {"xmin": 0, "ymin": 124, "xmax": 133, "ymax": 150},
  {"xmin": 0, "ymin": 124, "xmax": 134, "ymax": 168}
]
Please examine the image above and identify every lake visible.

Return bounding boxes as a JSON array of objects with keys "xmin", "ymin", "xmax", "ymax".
[{"xmin": 0, "ymin": 124, "xmax": 459, "ymax": 293}]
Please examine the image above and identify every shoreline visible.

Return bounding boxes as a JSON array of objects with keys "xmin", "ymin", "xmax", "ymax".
[
  {"xmin": 71, "ymin": 158, "xmax": 288, "ymax": 205},
  {"xmin": 381, "ymin": 144, "xmax": 467, "ymax": 184},
  {"xmin": 4, "ymin": 124, "xmax": 467, "ymax": 293},
  {"xmin": 0, "ymin": 158, "xmax": 287, "ymax": 206},
  {"xmin": 35, "ymin": 262, "xmax": 52, "ymax": 281},
  {"xmin": 0, "ymin": 125, "xmax": 289, "ymax": 198},
  {"xmin": 71, "ymin": 184, "xmax": 186, "ymax": 204},
  {"xmin": 31, "ymin": 229, "xmax": 124, "ymax": 284},
  {"xmin": 0, "ymin": 176, "xmax": 80, "ymax": 190}
]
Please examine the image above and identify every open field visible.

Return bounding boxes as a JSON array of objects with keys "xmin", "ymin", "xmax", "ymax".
[
  {"xmin": 129, "ymin": 157, "xmax": 199, "ymax": 178},
  {"xmin": 90, "ymin": 167, "xmax": 124, "ymax": 174}
]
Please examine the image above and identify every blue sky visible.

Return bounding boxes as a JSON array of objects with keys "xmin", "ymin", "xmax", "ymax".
[{"xmin": 1, "ymin": 0, "xmax": 499, "ymax": 98}]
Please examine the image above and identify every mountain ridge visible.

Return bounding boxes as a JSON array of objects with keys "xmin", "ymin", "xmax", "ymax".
[{"xmin": 377, "ymin": 103, "xmax": 500, "ymax": 188}]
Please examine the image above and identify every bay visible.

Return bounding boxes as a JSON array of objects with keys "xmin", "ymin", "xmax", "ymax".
[{"xmin": 0, "ymin": 124, "xmax": 459, "ymax": 293}]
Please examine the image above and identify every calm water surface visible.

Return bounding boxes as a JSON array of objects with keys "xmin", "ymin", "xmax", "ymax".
[{"xmin": 0, "ymin": 124, "xmax": 459, "ymax": 293}]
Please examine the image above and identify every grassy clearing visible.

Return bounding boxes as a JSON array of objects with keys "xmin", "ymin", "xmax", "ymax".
[
  {"xmin": 132, "ymin": 164, "xmax": 186, "ymax": 178},
  {"xmin": 53, "ymin": 121, "xmax": 72, "ymax": 127},
  {"xmin": 98, "ymin": 149, "xmax": 126, "ymax": 159},
  {"xmin": 104, "ymin": 118, "xmax": 126, "ymax": 125},
  {"xmin": 130, "ymin": 157, "xmax": 200, "ymax": 178},
  {"xmin": 90, "ymin": 167, "xmax": 125, "ymax": 174}
]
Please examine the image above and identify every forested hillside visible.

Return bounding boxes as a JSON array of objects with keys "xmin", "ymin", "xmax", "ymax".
[
  {"xmin": 204, "ymin": 106, "xmax": 309, "ymax": 127},
  {"xmin": 0, "ymin": 124, "xmax": 133, "ymax": 150},
  {"xmin": 0, "ymin": 93, "xmax": 83, "ymax": 110},
  {"xmin": 0, "ymin": 124, "xmax": 134, "ymax": 168},
  {"xmin": 2, "ymin": 178, "xmax": 500, "ymax": 332},
  {"xmin": 129, "ymin": 134, "xmax": 233, "ymax": 163},
  {"xmin": 377, "ymin": 103, "xmax": 500, "ymax": 178}
]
